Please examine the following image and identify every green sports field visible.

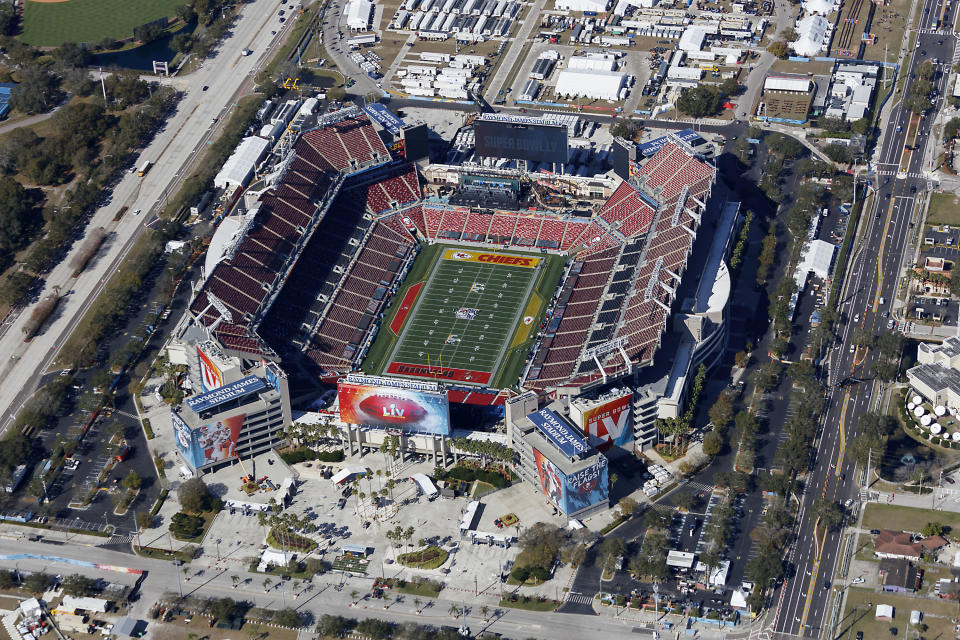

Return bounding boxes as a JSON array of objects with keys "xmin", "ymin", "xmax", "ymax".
[
  {"xmin": 21, "ymin": 0, "xmax": 182, "ymax": 47},
  {"xmin": 364, "ymin": 244, "xmax": 565, "ymax": 389}
]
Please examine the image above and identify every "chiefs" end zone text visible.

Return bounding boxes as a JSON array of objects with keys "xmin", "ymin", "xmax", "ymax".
[{"xmin": 442, "ymin": 248, "xmax": 540, "ymax": 268}]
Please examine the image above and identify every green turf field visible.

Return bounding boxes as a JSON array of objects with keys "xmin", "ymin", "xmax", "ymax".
[
  {"xmin": 21, "ymin": 0, "xmax": 183, "ymax": 47},
  {"xmin": 364, "ymin": 244, "xmax": 564, "ymax": 388}
]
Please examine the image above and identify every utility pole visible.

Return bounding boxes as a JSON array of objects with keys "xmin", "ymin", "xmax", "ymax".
[{"xmin": 99, "ymin": 68, "xmax": 107, "ymax": 103}]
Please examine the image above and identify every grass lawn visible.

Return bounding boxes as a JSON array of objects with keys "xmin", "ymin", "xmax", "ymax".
[
  {"xmin": 171, "ymin": 510, "xmax": 216, "ymax": 543},
  {"xmin": 134, "ymin": 545, "xmax": 195, "ymax": 564},
  {"xmin": 392, "ymin": 579, "xmax": 443, "ymax": 598},
  {"xmin": 837, "ymin": 587, "xmax": 960, "ymax": 640},
  {"xmin": 926, "ymin": 192, "xmax": 960, "ymax": 227},
  {"xmin": 868, "ymin": 0, "xmax": 913, "ymax": 65},
  {"xmin": 499, "ymin": 596, "xmax": 560, "ymax": 612},
  {"xmin": 861, "ymin": 503, "xmax": 960, "ymax": 533},
  {"xmin": 472, "ymin": 480, "xmax": 497, "ymax": 498},
  {"xmin": 21, "ymin": 0, "xmax": 183, "ymax": 47},
  {"xmin": 397, "ymin": 546, "xmax": 449, "ymax": 570},
  {"xmin": 148, "ymin": 615, "xmax": 299, "ymax": 640}
]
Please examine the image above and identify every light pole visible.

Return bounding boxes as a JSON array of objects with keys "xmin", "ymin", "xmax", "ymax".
[{"xmin": 216, "ymin": 538, "xmax": 221, "ymax": 561}]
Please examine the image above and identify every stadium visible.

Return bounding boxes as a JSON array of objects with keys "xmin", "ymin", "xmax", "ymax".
[{"xmin": 185, "ymin": 107, "xmax": 717, "ymax": 441}]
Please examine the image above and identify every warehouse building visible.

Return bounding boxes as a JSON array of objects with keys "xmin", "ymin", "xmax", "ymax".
[{"xmin": 555, "ymin": 69, "xmax": 628, "ymax": 100}]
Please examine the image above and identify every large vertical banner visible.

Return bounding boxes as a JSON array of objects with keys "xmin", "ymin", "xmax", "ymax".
[
  {"xmin": 197, "ymin": 346, "xmax": 224, "ymax": 392},
  {"xmin": 533, "ymin": 447, "xmax": 564, "ymax": 510},
  {"xmin": 171, "ymin": 410, "xmax": 245, "ymax": 469},
  {"xmin": 563, "ymin": 457, "xmax": 609, "ymax": 514},
  {"xmin": 582, "ymin": 393, "xmax": 634, "ymax": 447},
  {"xmin": 195, "ymin": 414, "xmax": 245, "ymax": 464},
  {"xmin": 172, "ymin": 410, "xmax": 203, "ymax": 469}
]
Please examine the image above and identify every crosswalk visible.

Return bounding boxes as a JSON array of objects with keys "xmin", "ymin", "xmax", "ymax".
[
  {"xmin": 104, "ymin": 534, "xmax": 133, "ymax": 545},
  {"xmin": 917, "ymin": 27, "xmax": 954, "ymax": 35},
  {"xmin": 564, "ymin": 592, "xmax": 594, "ymax": 605},
  {"xmin": 875, "ymin": 170, "xmax": 926, "ymax": 179},
  {"xmin": 683, "ymin": 481, "xmax": 715, "ymax": 494}
]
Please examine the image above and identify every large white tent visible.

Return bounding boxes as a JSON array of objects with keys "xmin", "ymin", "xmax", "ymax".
[
  {"xmin": 555, "ymin": 69, "xmax": 626, "ymax": 100},
  {"xmin": 793, "ymin": 15, "xmax": 831, "ymax": 57},
  {"xmin": 345, "ymin": 0, "xmax": 373, "ymax": 31},
  {"xmin": 802, "ymin": 0, "xmax": 839, "ymax": 14},
  {"xmin": 556, "ymin": 0, "xmax": 609, "ymax": 10},
  {"xmin": 213, "ymin": 136, "xmax": 270, "ymax": 190}
]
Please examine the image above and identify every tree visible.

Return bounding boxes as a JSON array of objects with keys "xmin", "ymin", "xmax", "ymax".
[
  {"xmin": 122, "ymin": 469, "xmax": 142, "ymax": 491},
  {"xmin": 610, "ymin": 118, "xmax": 642, "ymax": 139},
  {"xmin": 178, "ymin": 476, "xmax": 210, "ymax": 513},
  {"xmin": 0, "ymin": 4, "xmax": 16, "ymax": 36},
  {"xmin": 766, "ymin": 133, "xmax": 804, "ymax": 160},
  {"xmin": 824, "ymin": 144, "xmax": 855, "ymax": 163},
  {"xmin": 780, "ymin": 27, "xmax": 798, "ymax": 40},
  {"xmin": 210, "ymin": 597, "xmax": 237, "ymax": 621},
  {"xmin": 52, "ymin": 42, "xmax": 91, "ymax": 69},
  {"xmin": 171, "ymin": 33, "xmax": 195, "ymax": 54},
  {"xmin": 676, "ymin": 85, "xmax": 722, "ymax": 118},
  {"xmin": 877, "ymin": 331, "xmax": 906, "ymax": 358},
  {"xmin": 813, "ymin": 499, "xmax": 844, "ymax": 531},
  {"xmin": 317, "ymin": 615, "xmax": 353, "ymax": 638},
  {"xmin": 735, "ymin": 350, "xmax": 750, "ymax": 368},
  {"xmin": 703, "ymin": 430, "xmax": 724, "ymax": 457},
  {"xmin": 708, "ymin": 393, "xmax": 734, "ymax": 430},
  {"xmin": 617, "ymin": 496, "xmax": 639, "ymax": 519},
  {"xmin": 921, "ymin": 522, "xmax": 944, "ymax": 537},
  {"xmin": 720, "ymin": 77, "xmax": 739, "ymax": 95},
  {"xmin": 768, "ymin": 41, "xmax": 791, "ymax": 59},
  {"xmin": 273, "ymin": 608, "xmax": 303, "ymax": 628},
  {"xmin": 946, "ymin": 117, "xmax": 960, "ymax": 140},
  {"xmin": 135, "ymin": 512, "xmax": 153, "ymax": 530},
  {"xmin": 599, "ymin": 537, "xmax": 625, "ymax": 572},
  {"xmin": 328, "ymin": 86, "xmax": 347, "ymax": 102},
  {"xmin": 60, "ymin": 574, "xmax": 96, "ymax": 597},
  {"xmin": 673, "ymin": 491, "xmax": 696, "ymax": 511},
  {"xmin": 851, "ymin": 327, "xmax": 876, "ymax": 349},
  {"xmin": 9, "ymin": 65, "xmax": 62, "ymax": 115},
  {"xmin": 23, "ymin": 572, "xmax": 50, "ymax": 594},
  {"xmin": 263, "ymin": 578, "xmax": 273, "ymax": 592},
  {"xmin": 169, "ymin": 512, "xmax": 204, "ymax": 539}
]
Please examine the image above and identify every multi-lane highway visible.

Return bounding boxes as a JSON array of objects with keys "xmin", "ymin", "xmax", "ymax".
[
  {"xmin": 0, "ymin": 0, "xmax": 294, "ymax": 436},
  {"xmin": 772, "ymin": 0, "xmax": 957, "ymax": 634}
]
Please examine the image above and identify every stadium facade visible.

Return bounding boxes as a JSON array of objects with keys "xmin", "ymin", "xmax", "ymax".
[{"xmin": 164, "ymin": 104, "xmax": 737, "ymax": 494}]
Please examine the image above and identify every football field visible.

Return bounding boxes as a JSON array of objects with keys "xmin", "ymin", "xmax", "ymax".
[{"xmin": 364, "ymin": 244, "xmax": 564, "ymax": 388}]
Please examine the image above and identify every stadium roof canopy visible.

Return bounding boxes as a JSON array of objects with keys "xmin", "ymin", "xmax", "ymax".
[{"xmin": 555, "ymin": 69, "xmax": 626, "ymax": 100}]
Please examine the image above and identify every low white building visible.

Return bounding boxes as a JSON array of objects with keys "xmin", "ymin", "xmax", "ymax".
[
  {"xmin": 908, "ymin": 337, "xmax": 960, "ymax": 413},
  {"xmin": 568, "ymin": 53, "xmax": 618, "ymax": 72},
  {"xmin": 555, "ymin": 69, "xmax": 627, "ymax": 100},
  {"xmin": 763, "ymin": 74, "xmax": 811, "ymax": 93},
  {"xmin": 666, "ymin": 64, "xmax": 702, "ymax": 88},
  {"xmin": 802, "ymin": 0, "xmax": 839, "ymax": 14},
  {"xmin": 555, "ymin": 0, "xmax": 609, "ymax": 10},
  {"xmin": 679, "ymin": 25, "xmax": 709, "ymax": 52}
]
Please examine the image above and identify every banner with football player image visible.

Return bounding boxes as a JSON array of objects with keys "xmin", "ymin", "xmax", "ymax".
[
  {"xmin": 337, "ymin": 382, "xmax": 450, "ymax": 435},
  {"xmin": 172, "ymin": 409, "xmax": 245, "ymax": 469},
  {"xmin": 580, "ymin": 393, "xmax": 633, "ymax": 448},
  {"xmin": 533, "ymin": 448, "xmax": 609, "ymax": 514}
]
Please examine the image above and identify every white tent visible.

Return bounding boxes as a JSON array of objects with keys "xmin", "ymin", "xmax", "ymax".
[
  {"xmin": 794, "ymin": 239, "xmax": 836, "ymax": 289},
  {"xmin": 213, "ymin": 136, "xmax": 271, "ymax": 190},
  {"xmin": 331, "ymin": 465, "xmax": 367, "ymax": 484},
  {"xmin": 568, "ymin": 55, "xmax": 617, "ymax": 72},
  {"xmin": 555, "ymin": 69, "xmax": 626, "ymax": 101},
  {"xmin": 793, "ymin": 15, "xmax": 831, "ymax": 56},
  {"xmin": 556, "ymin": 0, "xmax": 608, "ymax": 10},
  {"xmin": 345, "ymin": 0, "xmax": 373, "ymax": 31},
  {"xmin": 802, "ymin": 0, "xmax": 838, "ymax": 14},
  {"xmin": 679, "ymin": 25, "xmax": 709, "ymax": 52},
  {"xmin": 410, "ymin": 473, "xmax": 439, "ymax": 497}
]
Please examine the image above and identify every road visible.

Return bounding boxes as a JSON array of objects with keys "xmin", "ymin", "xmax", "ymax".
[
  {"xmin": 771, "ymin": 0, "xmax": 958, "ymax": 635},
  {"xmin": 0, "ymin": 0, "xmax": 294, "ymax": 436},
  {"xmin": 0, "ymin": 538, "xmax": 666, "ymax": 640}
]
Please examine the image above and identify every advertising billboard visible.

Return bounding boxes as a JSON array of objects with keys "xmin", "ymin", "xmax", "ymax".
[
  {"xmin": 186, "ymin": 376, "xmax": 266, "ymax": 414},
  {"xmin": 172, "ymin": 410, "xmax": 246, "ymax": 469},
  {"xmin": 473, "ymin": 117, "xmax": 568, "ymax": 164},
  {"xmin": 533, "ymin": 448, "xmax": 609, "ymax": 515},
  {"xmin": 581, "ymin": 393, "xmax": 634, "ymax": 448},
  {"xmin": 527, "ymin": 408, "xmax": 590, "ymax": 458},
  {"xmin": 197, "ymin": 345, "xmax": 224, "ymax": 392},
  {"xmin": 337, "ymin": 382, "xmax": 450, "ymax": 435}
]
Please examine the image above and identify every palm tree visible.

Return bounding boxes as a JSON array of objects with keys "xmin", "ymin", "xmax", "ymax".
[
  {"xmin": 230, "ymin": 575, "xmax": 240, "ymax": 589},
  {"xmin": 350, "ymin": 589, "xmax": 359, "ymax": 604},
  {"xmin": 448, "ymin": 604, "xmax": 461, "ymax": 619},
  {"xmin": 414, "ymin": 597, "xmax": 422, "ymax": 613},
  {"xmin": 183, "ymin": 566, "xmax": 191, "ymax": 582},
  {"xmin": 480, "ymin": 605, "xmax": 489, "ymax": 620},
  {"xmin": 382, "ymin": 592, "xmax": 392, "ymax": 609},
  {"xmin": 263, "ymin": 578, "xmax": 272, "ymax": 593},
  {"xmin": 418, "ymin": 537, "xmax": 428, "ymax": 564}
]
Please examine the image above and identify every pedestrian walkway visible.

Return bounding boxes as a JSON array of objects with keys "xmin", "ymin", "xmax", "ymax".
[{"xmin": 564, "ymin": 592, "xmax": 594, "ymax": 605}]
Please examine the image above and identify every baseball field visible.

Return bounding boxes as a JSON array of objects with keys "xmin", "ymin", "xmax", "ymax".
[{"xmin": 21, "ymin": 0, "xmax": 183, "ymax": 47}]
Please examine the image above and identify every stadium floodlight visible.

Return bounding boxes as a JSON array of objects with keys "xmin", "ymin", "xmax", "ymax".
[
  {"xmin": 583, "ymin": 337, "xmax": 631, "ymax": 384},
  {"xmin": 194, "ymin": 291, "xmax": 234, "ymax": 335}
]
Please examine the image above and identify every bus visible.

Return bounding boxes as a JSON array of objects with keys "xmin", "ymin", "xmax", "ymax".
[{"xmin": 137, "ymin": 160, "xmax": 153, "ymax": 177}]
